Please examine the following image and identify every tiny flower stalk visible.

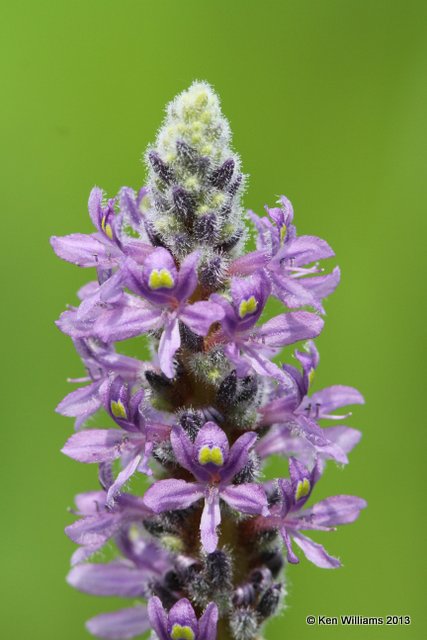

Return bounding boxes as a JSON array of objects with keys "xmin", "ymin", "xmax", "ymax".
[{"xmin": 52, "ymin": 82, "xmax": 366, "ymax": 640}]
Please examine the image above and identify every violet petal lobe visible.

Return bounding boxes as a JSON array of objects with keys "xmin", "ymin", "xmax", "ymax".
[
  {"xmin": 200, "ymin": 489, "xmax": 221, "ymax": 553},
  {"xmin": 86, "ymin": 606, "xmax": 150, "ymax": 639},
  {"xmin": 147, "ymin": 596, "xmax": 169, "ymax": 640},
  {"xmin": 221, "ymin": 483, "xmax": 269, "ymax": 516},
  {"xmin": 198, "ymin": 602, "xmax": 219, "ymax": 640},
  {"xmin": 67, "ymin": 561, "xmax": 150, "ymax": 597},
  {"xmin": 143, "ymin": 479, "xmax": 203, "ymax": 513},
  {"xmin": 292, "ymin": 533, "xmax": 341, "ymax": 569},
  {"xmin": 61, "ymin": 429, "xmax": 128, "ymax": 463}
]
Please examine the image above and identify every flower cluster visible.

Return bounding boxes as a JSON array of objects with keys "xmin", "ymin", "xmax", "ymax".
[{"xmin": 53, "ymin": 82, "xmax": 366, "ymax": 640}]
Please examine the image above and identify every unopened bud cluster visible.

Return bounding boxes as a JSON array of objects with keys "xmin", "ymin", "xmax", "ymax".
[{"xmin": 52, "ymin": 82, "xmax": 366, "ymax": 640}]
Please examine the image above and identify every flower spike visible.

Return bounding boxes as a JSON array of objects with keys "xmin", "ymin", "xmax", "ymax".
[{"xmin": 53, "ymin": 81, "xmax": 365, "ymax": 640}]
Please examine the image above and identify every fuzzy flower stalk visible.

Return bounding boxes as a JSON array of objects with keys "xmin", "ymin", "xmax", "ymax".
[{"xmin": 52, "ymin": 82, "xmax": 366, "ymax": 640}]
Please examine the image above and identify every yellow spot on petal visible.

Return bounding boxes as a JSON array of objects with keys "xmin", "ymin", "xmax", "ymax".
[
  {"xmin": 148, "ymin": 268, "xmax": 175, "ymax": 290},
  {"xmin": 308, "ymin": 369, "xmax": 315, "ymax": 387},
  {"xmin": 198, "ymin": 445, "xmax": 224, "ymax": 466},
  {"xmin": 295, "ymin": 478, "xmax": 311, "ymax": 501},
  {"xmin": 170, "ymin": 624, "xmax": 195, "ymax": 640},
  {"xmin": 238, "ymin": 296, "xmax": 258, "ymax": 318},
  {"xmin": 110, "ymin": 400, "xmax": 127, "ymax": 420},
  {"xmin": 101, "ymin": 216, "xmax": 113, "ymax": 239},
  {"xmin": 280, "ymin": 224, "xmax": 287, "ymax": 244}
]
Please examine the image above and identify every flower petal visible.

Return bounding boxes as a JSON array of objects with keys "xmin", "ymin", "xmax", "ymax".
[
  {"xmin": 50, "ymin": 234, "xmax": 115, "ymax": 268},
  {"xmin": 175, "ymin": 251, "xmax": 200, "ymax": 301},
  {"xmin": 310, "ymin": 385, "xmax": 365, "ymax": 416},
  {"xmin": 220, "ymin": 432, "xmax": 257, "ymax": 483},
  {"xmin": 148, "ymin": 597, "xmax": 169, "ymax": 640},
  {"xmin": 56, "ymin": 381, "xmax": 102, "ymax": 420},
  {"xmin": 86, "ymin": 606, "xmax": 150, "ymax": 639},
  {"xmin": 168, "ymin": 599, "xmax": 198, "ymax": 635},
  {"xmin": 106, "ymin": 453, "xmax": 143, "ymax": 505},
  {"xmin": 158, "ymin": 317, "xmax": 181, "ymax": 378},
  {"xmin": 95, "ymin": 298, "xmax": 162, "ymax": 342},
  {"xmin": 61, "ymin": 429, "xmax": 127, "ymax": 463},
  {"xmin": 323, "ymin": 426, "xmax": 362, "ymax": 455},
  {"xmin": 281, "ymin": 235, "xmax": 335, "ymax": 266},
  {"xmin": 256, "ymin": 312, "xmax": 324, "ymax": 348},
  {"xmin": 292, "ymin": 533, "xmax": 341, "ymax": 568},
  {"xmin": 221, "ymin": 483, "xmax": 269, "ymax": 516},
  {"xmin": 143, "ymin": 479, "xmax": 203, "ymax": 513},
  {"xmin": 302, "ymin": 495, "xmax": 367, "ymax": 527},
  {"xmin": 200, "ymin": 491, "xmax": 221, "ymax": 553},
  {"xmin": 67, "ymin": 561, "xmax": 150, "ymax": 597},
  {"xmin": 179, "ymin": 301, "xmax": 224, "ymax": 336},
  {"xmin": 198, "ymin": 603, "xmax": 219, "ymax": 640},
  {"xmin": 170, "ymin": 426, "xmax": 201, "ymax": 477}
]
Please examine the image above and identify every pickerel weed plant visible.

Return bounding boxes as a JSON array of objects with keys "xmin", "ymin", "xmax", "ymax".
[{"xmin": 52, "ymin": 82, "xmax": 366, "ymax": 640}]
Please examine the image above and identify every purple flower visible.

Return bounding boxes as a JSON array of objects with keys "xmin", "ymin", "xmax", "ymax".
[
  {"xmin": 65, "ymin": 488, "xmax": 152, "ymax": 565},
  {"xmin": 211, "ymin": 274, "xmax": 324, "ymax": 381},
  {"xmin": 56, "ymin": 338, "xmax": 144, "ymax": 429},
  {"xmin": 51, "ymin": 186, "xmax": 152, "ymax": 271},
  {"xmin": 258, "ymin": 458, "xmax": 366, "ymax": 568},
  {"xmin": 230, "ymin": 196, "xmax": 340, "ymax": 313},
  {"xmin": 69, "ymin": 520, "xmax": 172, "ymax": 639},
  {"xmin": 257, "ymin": 341, "xmax": 364, "ymax": 464},
  {"xmin": 143, "ymin": 422, "xmax": 269, "ymax": 553},
  {"xmin": 92, "ymin": 248, "xmax": 224, "ymax": 378},
  {"xmin": 148, "ymin": 596, "xmax": 218, "ymax": 640},
  {"xmin": 62, "ymin": 379, "xmax": 171, "ymax": 504},
  {"xmin": 85, "ymin": 606, "xmax": 150, "ymax": 639}
]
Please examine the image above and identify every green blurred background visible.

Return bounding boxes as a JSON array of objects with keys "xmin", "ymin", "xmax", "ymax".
[{"xmin": 1, "ymin": 1, "xmax": 426, "ymax": 638}]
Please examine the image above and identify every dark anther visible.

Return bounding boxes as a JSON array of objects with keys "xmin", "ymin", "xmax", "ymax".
[
  {"xmin": 151, "ymin": 582, "xmax": 177, "ymax": 609},
  {"xmin": 228, "ymin": 173, "xmax": 243, "ymax": 196},
  {"xmin": 236, "ymin": 376, "xmax": 258, "ymax": 403},
  {"xmin": 144, "ymin": 220, "xmax": 168, "ymax": 248},
  {"xmin": 256, "ymin": 584, "xmax": 282, "ymax": 619},
  {"xmin": 175, "ymin": 140, "xmax": 205, "ymax": 173},
  {"xmin": 233, "ymin": 451, "xmax": 260, "ymax": 484},
  {"xmin": 258, "ymin": 549, "xmax": 284, "ymax": 578},
  {"xmin": 164, "ymin": 570, "xmax": 183, "ymax": 592},
  {"xmin": 233, "ymin": 583, "xmax": 256, "ymax": 607},
  {"xmin": 194, "ymin": 212, "xmax": 217, "ymax": 242},
  {"xmin": 179, "ymin": 321, "xmax": 204, "ymax": 352},
  {"xmin": 210, "ymin": 158, "xmax": 235, "ymax": 189},
  {"xmin": 152, "ymin": 189, "xmax": 170, "ymax": 212},
  {"xmin": 148, "ymin": 151, "xmax": 174, "ymax": 185},
  {"xmin": 217, "ymin": 370, "xmax": 238, "ymax": 407},
  {"xmin": 145, "ymin": 370, "xmax": 173, "ymax": 392},
  {"xmin": 199, "ymin": 255, "xmax": 225, "ymax": 290},
  {"xmin": 205, "ymin": 550, "xmax": 232, "ymax": 591},
  {"xmin": 250, "ymin": 567, "xmax": 272, "ymax": 590},
  {"xmin": 172, "ymin": 186, "xmax": 195, "ymax": 223},
  {"xmin": 178, "ymin": 409, "xmax": 204, "ymax": 441}
]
